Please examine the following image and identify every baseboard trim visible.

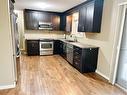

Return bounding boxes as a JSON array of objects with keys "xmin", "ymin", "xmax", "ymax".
[
  {"xmin": 115, "ymin": 83, "xmax": 127, "ymax": 92},
  {"xmin": 96, "ymin": 70, "xmax": 110, "ymax": 80},
  {"xmin": 0, "ymin": 82, "xmax": 16, "ymax": 90},
  {"xmin": 21, "ymin": 50, "xmax": 27, "ymax": 55}
]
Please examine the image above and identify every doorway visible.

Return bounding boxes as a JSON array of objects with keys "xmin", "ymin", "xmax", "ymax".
[{"xmin": 115, "ymin": 8, "xmax": 127, "ymax": 91}]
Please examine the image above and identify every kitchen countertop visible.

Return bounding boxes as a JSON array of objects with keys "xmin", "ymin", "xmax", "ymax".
[{"xmin": 59, "ymin": 39, "xmax": 98, "ymax": 48}]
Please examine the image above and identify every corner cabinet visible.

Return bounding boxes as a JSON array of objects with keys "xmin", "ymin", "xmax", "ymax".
[{"xmin": 78, "ymin": 0, "xmax": 104, "ymax": 33}]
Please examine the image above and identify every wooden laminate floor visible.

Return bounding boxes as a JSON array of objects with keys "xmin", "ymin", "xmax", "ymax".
[{"xmin": 0, "ymin": 55, "xmax": 126, "ymax": 95}]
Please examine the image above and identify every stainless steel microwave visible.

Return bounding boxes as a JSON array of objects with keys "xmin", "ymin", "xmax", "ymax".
[{"xmin": 38, "ymin": 22, "xmax": 53, "ymax": 30}]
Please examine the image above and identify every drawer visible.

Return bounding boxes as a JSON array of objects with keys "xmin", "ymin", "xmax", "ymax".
[
  {"xmin": 73, "ymin": 60, "xmax": 81, "ymax": 70},
  {"xmin": 74, "ymin": 59, "xmax": 81, "ymax": 63},
  {"xmin": 74, "ymin": 51, "xmax": 82, "ymax": 55},
  {"xmin": 74, "ymin": 55, "xmax": 81, "ymax": 60},
  {"xmin": 74, "ymin": 47, "xmax": 82, "ymax": 53}
]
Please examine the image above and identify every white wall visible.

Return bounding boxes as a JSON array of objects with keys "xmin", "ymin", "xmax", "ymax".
[{"xmin": 0, "ymin": 0, "xmax": 16, "ymax": 88}]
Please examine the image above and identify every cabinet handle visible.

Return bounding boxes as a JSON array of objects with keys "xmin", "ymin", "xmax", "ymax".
[
  {"xmin": 32, "ymin": 44, "xmax": 34, "ymax": 47},
  {"xmin": 75, "ymin": 62, "xmax": 79, "ymax": 65}
]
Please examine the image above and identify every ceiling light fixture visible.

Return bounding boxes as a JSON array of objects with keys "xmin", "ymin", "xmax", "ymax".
[{"xmin": 34, "ymin": 2, "xmax": 51, "ymax": 9}]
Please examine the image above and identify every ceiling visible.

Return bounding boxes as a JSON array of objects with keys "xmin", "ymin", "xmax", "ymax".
[{"xmin": 15, "ymin": 0, "xmax": 87, "ymax": 12}]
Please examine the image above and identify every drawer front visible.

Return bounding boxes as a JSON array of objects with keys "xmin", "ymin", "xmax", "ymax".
[
  {"xmin": 73, "ymin": 55, "xmax": 81, "ymax": 61},
  {"xmin": 73, "ymin": 59, "xmax": 81, "ymax": 70},
  {"xmin": 73, "ymin": 47, "xmax": 82, "ymax": 70},
  {"xmin": 74, "ymin": 46, "xmax": 82, "ymax": 54}
]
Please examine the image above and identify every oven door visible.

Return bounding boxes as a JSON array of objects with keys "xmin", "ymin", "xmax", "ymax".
[{"xmin": 40, "ymin": 42, "xmax": 53, "ymax": 51}]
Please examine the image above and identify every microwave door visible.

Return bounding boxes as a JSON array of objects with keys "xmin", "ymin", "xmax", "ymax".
[{"xmin": 39, "ymin": 22, "xmax": 53, "ymax": 30}]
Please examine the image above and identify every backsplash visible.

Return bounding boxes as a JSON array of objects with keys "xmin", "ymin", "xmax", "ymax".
[{"xmin": 25, "ymin": 30, "xmax": 65, "ymax": 39}]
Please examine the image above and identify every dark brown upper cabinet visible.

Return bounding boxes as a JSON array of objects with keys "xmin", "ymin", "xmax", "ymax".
[
  {"xmin": 38, "ymin": 11, "xmax": 52, "ymax": 23},
  {"xmin": 24, "ymin": 9, "xmax": 61, "ymax": 31},
  {"xmin": 78, "ymin": 0, "xmax": 104, "ymax": 33},
  {"xmin": 52, "ymin": 14, "xmax": 60, "ymax": 31},
  {"xmin": 78, "ymin": 5, "xmax": 86, "ymax": 32},
  {"xmin": 24, "ymin": 10, "xmax": 39, "ymax": 30},
  {"xmin": 66, "ymin": 15, "xmax": 72, "ymax": 32},
  {"xmin": 24, "ymin": 0, "xmax": 104, "ymax": 33}
]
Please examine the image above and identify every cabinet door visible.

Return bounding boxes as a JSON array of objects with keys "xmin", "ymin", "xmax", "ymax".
[
  {"xmin": 31, "ymin": 11, "xmax": 39, "ymax": 30},
  {"xmin": 85, "ymin": 1, "xmax": 94, "ymax": 32},
  {"xmin": 92, "ymin": 0, "xmax": 104, "ymax": 32},
  {"xmin": 38, "ymin": 12, "xmax": 52, "ymax": 23},
  {"xmin": 78, "ymin": 6, "xmax": 86, "ymax": 32},
  {"xmin": 59, "ymin": 41, "xmax": 64, "ymax": 56},
  {"xmin": 27, "ymin": 40, "xmax": 39, "ymax": 56},
  {"xmin": 53, "ymin": 40, "xmax": 60, "ymax": 54},
  {"xmin": 82, "ymin": 48, "xmax": 99, "ymax": 72},
  {"xmin": 52, "ymin": 15, "xmax": 60, "ymax": 30},
  {"xmin": 66, "ymin": 15, "xmax": 72, "ymax": 32},
  {"xmin": 60, "ymin": 14, "xmax": 66, "ymax": 31},
  {"xmin": 24, "ymin": 11, "xmax": 39, "ymax": 30},
  {"xmin": 24, "ymin": 11, "xmax": 31, "ymax": 29}
]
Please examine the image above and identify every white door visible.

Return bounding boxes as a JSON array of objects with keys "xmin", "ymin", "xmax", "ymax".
[{"xmin": 116, "ymin": 8, "xmax": 127, "ymax": 90}]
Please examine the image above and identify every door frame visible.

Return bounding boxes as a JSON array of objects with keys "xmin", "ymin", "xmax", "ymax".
[{"xmin": 109, "ymin": 2, "xmax": 127, "ymax": 86}]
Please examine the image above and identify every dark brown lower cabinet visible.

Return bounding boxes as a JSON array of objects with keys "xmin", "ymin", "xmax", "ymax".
[
  {"xmin": 27, "ymin": 40, "xmax": 40, "ymax": 56},
  {"xmin": 53, "ymin": 40, "xmax": 60, "ymax": 54},
  {"xmin": 73, "ymin": 46, "xmax": 99, "ymax": 73},
  {"xmin": 26, "ymin": 39, "xmax": 99, "ymax": 73},
  {"xmin": 53, "ymin": 40, "xmax": 99, "ymax": 73}
]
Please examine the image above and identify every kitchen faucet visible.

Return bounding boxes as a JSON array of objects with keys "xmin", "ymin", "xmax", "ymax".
[{"xmin": 64, "ymin": 34, "xmax": 67, "ymax": 39}]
